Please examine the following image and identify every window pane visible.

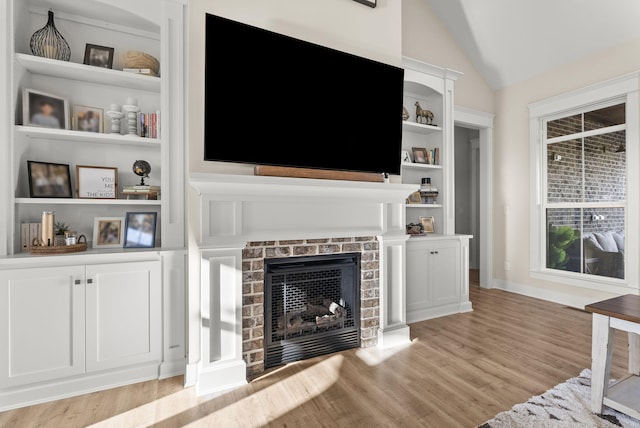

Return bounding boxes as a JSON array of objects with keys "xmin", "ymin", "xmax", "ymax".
[
  {"xmin": 584, "ymin": 131, "xmax": 626, "ymax": 202},
  {"xmin": 546, "ymin": 208, "xmax": 581, "ymax": 273},
  {"xmin": 547, "ymin": 139, "xmax": 582, "ymax": 203},
  {"xmin": 584, "ymin": 103, "xmax": 625, "ymax": 131},
  {"xmin": 547, "ymin": 113, "xmax": 582, "ymax": 138},
  {"xmin": 581, "ymin": 208, "xmax": 625, "ymax": 279}
]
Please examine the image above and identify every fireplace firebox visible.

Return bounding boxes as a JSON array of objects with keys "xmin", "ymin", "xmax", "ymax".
[{"xmin": 264, "ymin": 252, "xmax": 361, "ymax": 368}]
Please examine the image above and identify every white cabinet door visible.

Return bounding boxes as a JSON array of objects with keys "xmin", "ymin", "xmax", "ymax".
[
  {"xmin": 85, "ymin": 261, "xmax": 161, "ymax": 372},
  {"xmin": 428, "ymin": 242, "xmax": 460, "ymax": 307},
  {"xmin": 0, "ymin": 266, "xmax": 85, "ymax": 387}
]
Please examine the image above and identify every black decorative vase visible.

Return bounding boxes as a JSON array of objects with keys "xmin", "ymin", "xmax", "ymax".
[{"xmin": 30, "ymin": 10, "xmax": 71, "ymax": 61}]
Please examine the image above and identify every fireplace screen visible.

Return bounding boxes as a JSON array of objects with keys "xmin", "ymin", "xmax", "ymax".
[{"xmin": 264, "ymin": 253, "xmax": 361, "ymax": 368}]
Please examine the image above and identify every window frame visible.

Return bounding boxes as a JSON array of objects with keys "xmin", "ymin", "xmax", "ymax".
[{"xmin": 528, "ymin": 72, "xmax": 640, "ymax": 293}]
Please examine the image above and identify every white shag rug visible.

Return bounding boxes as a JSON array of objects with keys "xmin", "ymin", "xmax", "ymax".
[{"xmin": 478, "ymin": 369, "xmax": 640, "ymax": 427}]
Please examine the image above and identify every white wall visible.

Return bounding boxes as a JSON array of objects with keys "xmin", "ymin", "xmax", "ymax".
[
  {"xmin": 493, "ymin": 35, "xmax": 640, "ymax": 305},
  {"xmin": 187, "ymin": 0, "xmax": 402, "ymax": 174}
]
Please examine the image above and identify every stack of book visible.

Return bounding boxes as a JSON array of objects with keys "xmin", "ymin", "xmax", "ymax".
[
  {"xmin": 138, "ymin": 111, "xmax": 159, "ymax": 139},
  {"xmin": 121, "ymin": 185, "xmax": 161, "ymax": 200}
]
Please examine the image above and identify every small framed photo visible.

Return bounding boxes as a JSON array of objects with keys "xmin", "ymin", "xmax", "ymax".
[
  {"xmin": 406, "ymin": 191, "xmax": 422, "ymax": 204},
  {"xmin": 412, "ymin": 147, "xmax": 428, "ymax": 164},
  {"xmin": 76, "ymin": 165, "xmax": 118, "ymax": 199},
  {"xmin": 124, "ymin": 212, "xmax": 157, "ymax": 248},
  {"xmin": 419, "ymin": 216, "xmax": 435, "ymax": 233},
  {"xmin": 73, "ymin": 105, "xmax": 104, "ymax": 133},
  {"xmin": 83, "ymin": 44, "xmax": 114, "ymax": 69},
  {"xmin": 93, "ymin": 217, "xmax": 124, "ymax": 248},
  {"xmin": 27, "ymin": 160, "xmax": 73, "ymax": 198},
  {"xmin": 23, "ymin": 88, "xmax": 69, "ymax": 129}
]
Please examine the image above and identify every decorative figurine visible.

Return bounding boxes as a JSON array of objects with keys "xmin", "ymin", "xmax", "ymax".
[
  {"xmin": 415, "ymin": 101, "xmax": 434, "ymax": 125},
  {"xmin": 402, "ymin": 106, "xmax": 410, "ymax": 121}
]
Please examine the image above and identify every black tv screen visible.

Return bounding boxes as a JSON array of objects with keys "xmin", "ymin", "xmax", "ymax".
[{"xmin": 204, "ymin": 13, "xmax": 405, "ymax": 176}]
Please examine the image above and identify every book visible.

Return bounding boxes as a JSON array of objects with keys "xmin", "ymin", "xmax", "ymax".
[{"xmin": 122, "ymin": 68, "xmax": 158, "ymax": 77}]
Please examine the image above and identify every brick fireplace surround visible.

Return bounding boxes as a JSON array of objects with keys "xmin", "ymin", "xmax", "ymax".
[
  {"xmin": 188, "ymin": 173, "xmax": 418, "ymax": 396},
  {"xmin": 242, "ymin": 236, "xmax": 380, "ymax": 379}
]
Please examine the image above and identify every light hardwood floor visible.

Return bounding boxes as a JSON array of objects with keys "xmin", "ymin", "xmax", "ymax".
[{"xmin": 1, "ymin": 277, "xmax": 631, "ymax": 428}]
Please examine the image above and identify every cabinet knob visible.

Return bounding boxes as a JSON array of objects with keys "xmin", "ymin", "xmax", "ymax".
[
  {"xmin": 74, "ymin": 279, "xmax": 81, "ymax": 285},
  {"xmin": 87, "ymin": 278, "xmax": 93, "ymax": 284}
]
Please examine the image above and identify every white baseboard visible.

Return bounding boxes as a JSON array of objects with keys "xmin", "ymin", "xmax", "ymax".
[{"xmin": 492, "ymin": 278, "xmax": 613, "ymax": 309}]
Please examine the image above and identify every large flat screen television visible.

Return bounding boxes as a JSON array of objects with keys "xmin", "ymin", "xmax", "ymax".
[{"xmin": 204, "ymin": 13, "xmax": 405, "ymax": 176}]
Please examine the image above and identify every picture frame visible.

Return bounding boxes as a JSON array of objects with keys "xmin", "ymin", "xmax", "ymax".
[
  {"xmin": 23, "ymin": 88, "xmax": 69, "ymax": 129},
  {"xmin": 353, "ymin": 0, "xmax": 376, "ymax": 8},
  {"xmin": 123, "ymin": 212, "xmax": 157, "ymax": 248},
  {"xmin": 73, "ymin": 105, "xmax": 104, "ymax": 133},
  {"xmin": 412, "ymin": 147, "xmax": 428, "ymax": 164},
  {"xmin": 92, "ymin": 217, "xmax": 124, "ymax": 248},
  {"xmin": 27, "ymin": 160, "xmax": 73, "ymax": 198},
  {"xmin": 406, "ymin": 191, "xmax": 422, "ymax": 204},
  {"xmin": 76, "ymin": 165, "xmax": 118, "ymax": 199},
  {"xmin": 419, "ymin": 216, "xmax": 435, "ymax": 233},
  {"xmin": 83, "ymin": 43, "xmax": 114, "ymax": 69}
]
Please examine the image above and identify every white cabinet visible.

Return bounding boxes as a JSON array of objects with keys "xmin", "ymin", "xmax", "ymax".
[
  {"xmin": 0, "ymin": 266, "xmax": 85, "ymax": 388},
  {"xmin": 406, "ymin": 236, "xmax": 473, "ymax": 323},
  {"xmin": 0, "ymin": 261, "xmax": 161, "ymax": 389},
  {"xmin": 86, "ymin": 261, "xmax": 161, "ymax": 372}
]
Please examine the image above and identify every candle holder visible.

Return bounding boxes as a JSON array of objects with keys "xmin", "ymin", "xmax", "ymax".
[{"xmin": 106, "ymin": 104, "xmax": 124, "ymax": 134}]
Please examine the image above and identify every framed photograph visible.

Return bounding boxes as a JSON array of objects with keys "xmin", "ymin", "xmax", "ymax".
[
  {"xmin": 412, "ymin": 147, "xmax": 428, "ymax": 164},
  {"xmin": 406, "ymin": 191, "xmax": 422, "ymax": 204},
  {"xmin": 73, "ymin": 105, "xmax": 104, "ymax": 133},
  {"xmin": 353, "ymin": 0, "xmax": 376, "ymax": 7},
  {"xmin": 23, "ymin": 88, "xmax": 69, "ymax": 129},
  {"xmin": 124, "ymin": 212, "xmax": 157, "ymax": 248},
  {"xmin": 83, "ymin": 44, "xmax": 114, "ymax": 69},
  {"xmin": 93, "ymin": 217, "xmax": 124, "ymax": 248},
  {"xmin": 76, "ymin": 165, "xmax": 118, "ymax": 199},
  {"xmin": 419, "ymin": 216, "xmax": 435, "ymax": 233},
  {"xmin": 27, "ymin": 160, "xmax": 72, "ymax": 198}
]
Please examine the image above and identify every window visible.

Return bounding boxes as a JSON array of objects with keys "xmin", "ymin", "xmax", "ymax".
[
  {"xmin": 545, "ymin": 103, "xmax": 626, "ymax": 279},
  {"xmin": 529, "ymin": 73, "xmax": 639, "ymax": 291}
]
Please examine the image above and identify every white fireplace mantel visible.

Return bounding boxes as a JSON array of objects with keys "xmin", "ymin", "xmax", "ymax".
[{"xmin": 187, "ymin": 173, "xmax": 418, "ymax": 395}]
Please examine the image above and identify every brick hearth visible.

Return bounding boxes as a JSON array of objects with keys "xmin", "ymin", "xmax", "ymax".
[{"xmin": 241, "ymin": 236, "xmax": 380, "ymax": 379}]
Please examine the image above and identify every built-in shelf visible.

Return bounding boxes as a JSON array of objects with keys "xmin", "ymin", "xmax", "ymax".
[
  {"xmin": 15, "ymin": 53, "xmax": 161, "ymax": 92},
  {"xmin": 401, "ymin": 162, "xmax": 443, "ymax": 170},
  {"xmin": 15, "ymin": 126, "xmax": 161, "ymax": 148},
  {"xmin": 15, "ymin": 198, "xmax": 160, "ymax": 206},
  {"xmin": 402, "ymin": 121, "xmax": 442, "ymax": 134}
]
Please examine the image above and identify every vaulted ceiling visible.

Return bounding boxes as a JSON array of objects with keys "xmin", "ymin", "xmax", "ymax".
[{"xmin": 424, "ymin": 0, "xmax": 640, "ymax": 90}]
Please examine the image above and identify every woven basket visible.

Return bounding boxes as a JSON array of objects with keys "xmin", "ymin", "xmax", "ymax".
[{"xmin": 30, "ymin": 235, "xmax": 87, "ymax": 255}]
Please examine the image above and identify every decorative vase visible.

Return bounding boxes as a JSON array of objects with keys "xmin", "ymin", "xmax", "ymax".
[{"xmin": 30, "ymin": 9, "xmax": 71, "ymax": 61}]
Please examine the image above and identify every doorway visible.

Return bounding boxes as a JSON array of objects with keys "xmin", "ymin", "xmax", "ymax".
[{"xmin": 454, "ymin": 107, "xmax": 493, "ymax": 289}]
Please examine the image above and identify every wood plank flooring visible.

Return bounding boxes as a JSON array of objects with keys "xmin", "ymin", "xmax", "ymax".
[{"xmin": 0, "ymin": 279, "xmax": 632, "ymax": 427}]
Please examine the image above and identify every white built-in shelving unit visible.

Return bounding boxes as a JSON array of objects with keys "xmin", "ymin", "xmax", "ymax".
[{"xmin": 0, "ymin": 0, "xmax": 186, "ymax": 411}]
